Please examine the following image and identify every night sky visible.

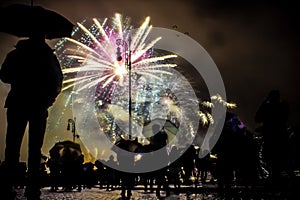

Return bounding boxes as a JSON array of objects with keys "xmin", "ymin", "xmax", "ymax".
[{"xmin": 0, "ymin": 0, "xmax": 299, "ymax": 162}]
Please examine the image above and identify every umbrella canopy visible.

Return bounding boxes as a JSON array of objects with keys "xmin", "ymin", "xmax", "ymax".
[
  {"xmin": 0, "ymin": 4, "xmax": 74, "ymax": 39},
  {"xmin": 141, "ymin": 118, "xmax": 179, "ymax": 147},
  {"xmin": 142, "ymin": 118, "xmax": 178, "ymax": 137},
  {"xmin": 113, "ymin": 137, "xmax": 140, "ymax": 152},
  {"xmin": 49, "ymin": 140, "xmax": 82, "ymax": 160}
]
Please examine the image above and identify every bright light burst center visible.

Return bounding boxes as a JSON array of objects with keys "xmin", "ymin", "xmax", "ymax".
[{"xmin": 114, "ymin": 64, "xmax": 127, "ymax": 77}]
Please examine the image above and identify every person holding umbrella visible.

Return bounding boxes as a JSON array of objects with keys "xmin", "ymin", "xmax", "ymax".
[
  {"xmin": 0, "ymin": 4, "xmax": 73, "ymax": 199},
  {"xmin": 0, "ymin": 31, "xmax": 63, "ymax": 199}
]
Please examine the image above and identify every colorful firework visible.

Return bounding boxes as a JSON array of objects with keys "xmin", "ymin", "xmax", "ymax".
[
  {"xmin": 55, "ymin": 13, "xmax": 185, "ymax": 143},
  {"xmin": 56, "ymin": 13, "xmax": 176, "ymax": 95},
  {"xmin": 55, "ymin": 13, "xmax": 234, "ymax": 152}
]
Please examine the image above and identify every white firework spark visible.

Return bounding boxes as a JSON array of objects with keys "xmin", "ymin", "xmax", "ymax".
[{"xmin": 56, "ymin": 13, "xmax": 177, "ymax": 94}]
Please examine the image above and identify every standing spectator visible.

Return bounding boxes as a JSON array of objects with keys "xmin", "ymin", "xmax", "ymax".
[
  {"xmin": 46, "ymin": 156, "xmax": 61, "ymax": 192},
  {"xmin": 149, "ymin": 124, "xmax": 170, "ymax": 198},
  {"xmin": 104, "ymin": 155, "xmax": 119, "ymax": 191},
  {"xmin": 115, "ymin": 138, "xmax": 139, "ymax": 199},
  {"xmin": 255, "ymin": 90, "xmax": 290, "ymax": 192},
  {"xmin": 0, "ymin": 33, "xmax": 63, "ymax": 200}
]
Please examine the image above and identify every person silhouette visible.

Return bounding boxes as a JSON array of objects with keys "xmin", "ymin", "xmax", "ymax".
[
  {"xmin": 116, "ymin": 139, "xmax": 138, "ymax": 199},
  {"xmin": 149, "ymin": 124, "xmax": 170, "ymax": 198},
  {"xmin": 104, "ymin": 155, "xmax": 118, "ymax": 191},
  {"xmin": 0, "ymin": 32, "xmax": 63, "ymax": 199},
  {"xmin": 255, "ymin": 90, "xmax": 289, "ymax": 188},
  {"xmin": 149, "ymin": 123, "xmax": 168, "ymax": 150}
]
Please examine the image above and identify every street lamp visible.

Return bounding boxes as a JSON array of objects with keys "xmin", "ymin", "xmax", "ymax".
[
  {"xmin": 67, "ymin": 117, "xmax": 79, "ymax": 142},
  {"xmin": 116, "ymin": 37, "xmax": 132, "ymax": 139}
]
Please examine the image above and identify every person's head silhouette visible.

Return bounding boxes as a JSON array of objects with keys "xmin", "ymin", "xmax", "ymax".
[{"xmin": 267, "ymin": 90, "xmax": 280, "ymax": 103}]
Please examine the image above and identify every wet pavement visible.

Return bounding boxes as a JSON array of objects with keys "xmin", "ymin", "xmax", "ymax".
[
  {"xmin": 13, "ymin": 179, "xmax": 300, "ymax": 200},
  {"xmin": 15, "ymin": 186, "xmax": 219, "ymax": 200}
]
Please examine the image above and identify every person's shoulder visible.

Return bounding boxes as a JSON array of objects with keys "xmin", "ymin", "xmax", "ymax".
[
  {"xmin": 3, "ymin": 45, "xmax": 24, "ymax": 61},
  {"xmin": 5, "ymin": 49, "xmax": 18, "ymax": 57},
  {"xmin": 280, "ymin": 100, "xmax": 289, "ymax": 109},
  {"xmin": 10, "ymin": 40, "xmax": 34, "ymax": 56},
  {"xmin": 281, "ymin": 100, "xmax": 289, "ymax": 105},
  {"xmin": 15, "ymin": 39, "xmax": 33, "ymax": 49}
]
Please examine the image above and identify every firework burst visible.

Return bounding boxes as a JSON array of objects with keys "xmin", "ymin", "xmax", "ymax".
[
  {"xmin": 55, "ymin": 13, "xmax": 184, "ymax": 142},
  {"xmin": 49, "ymin": 13, "xmax": 233, "ymax": 163},
  {"xmin": 56, "ymin": 13, "xmax": 177, "ymax": 96}
]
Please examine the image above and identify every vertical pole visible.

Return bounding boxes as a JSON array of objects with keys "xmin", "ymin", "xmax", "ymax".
[
  {"xmin": 67, "ymin": 118, "xmax": 77, "ymax": 142},
  {"xmin": 116, "ymin": 38, "xmax": 132, "ymax": 140},
  {"xmin": 128, "ymin": 37, "xmax": 132, "ymax": 139},
  {"xmin": 70, "ymin": 117, "xmax": 76, "ymax": 142}
]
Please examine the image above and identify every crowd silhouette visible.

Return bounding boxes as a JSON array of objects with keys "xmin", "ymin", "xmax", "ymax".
[
  {"xmin": 1, "ymin": 93, "xmax": 299, "ymax": 199},
  {"xmin": 0, "ymin": 72, "xmax": 299, "ymax": 200}
]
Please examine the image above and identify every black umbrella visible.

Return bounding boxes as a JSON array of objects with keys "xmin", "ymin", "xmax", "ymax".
[
  {"xmin": 113, "ymin": 137, "xmax": 140, "ymax": 152},
  {"xmin": 49, "ymin": 140, "xmax": 82, "ymax": 160},
  {"xmin": 0, "ymin": 4, "xmax": 74, "ymax": 39},
  {"xmin": 142, "ymin": 118, "xmax": 179, "ymax": 137}
]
